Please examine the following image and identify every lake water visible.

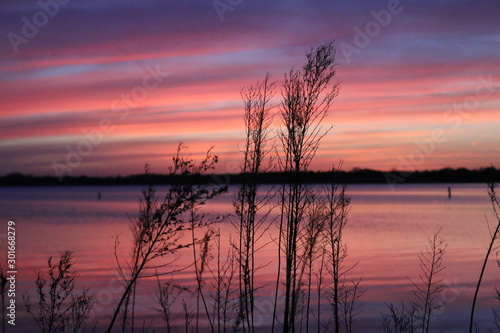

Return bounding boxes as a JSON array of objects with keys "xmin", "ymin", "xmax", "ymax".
[{"xmin": 0, "ymin": 183, "xmax": 498, "ymax": 332}]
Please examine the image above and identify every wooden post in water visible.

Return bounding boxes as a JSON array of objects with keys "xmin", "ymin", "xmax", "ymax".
[{"xmin": 448, "ymin": 186, "xmax": 451, "ymax": 199}]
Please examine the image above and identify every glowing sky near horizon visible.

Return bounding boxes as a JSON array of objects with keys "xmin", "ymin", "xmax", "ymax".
[{"xmin": 1, "ymin": 0, "xmax": 499, "ymax": 177}]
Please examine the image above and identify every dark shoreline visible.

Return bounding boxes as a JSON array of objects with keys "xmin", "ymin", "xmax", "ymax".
[{"xmin": 0, "ymin": 167, "xmax": 498, "ymax": 186}]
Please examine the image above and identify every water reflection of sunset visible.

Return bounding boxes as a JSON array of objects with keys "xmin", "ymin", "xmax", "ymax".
[{"xmin": 4, "ymin": 184, "xmax": 497, "ymax": 331}]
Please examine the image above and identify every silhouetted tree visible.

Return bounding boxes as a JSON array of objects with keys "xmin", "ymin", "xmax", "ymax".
[
  {"xmin": 277, "ymin": 41, "xmax": 340, "ymax": 333},
  {"xmin": 107, "ymin": 145, "xmax": 226, "ymax": 333}
]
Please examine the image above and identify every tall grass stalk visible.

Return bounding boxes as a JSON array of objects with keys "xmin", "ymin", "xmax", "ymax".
[
  {"xmin": 234, "ymin": 73, "xmax": 276, "ymax": 333},
  {"xmin": 469, "ymin": 183, "xmax": 500, "ymax": 332},
  {"xmin": 410, "ymin": 229, "xmax": 446, "ymax": 333}
]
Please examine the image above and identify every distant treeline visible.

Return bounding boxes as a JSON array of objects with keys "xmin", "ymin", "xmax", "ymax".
[{"xmin": 0, "ymin": 167, "xmax": 498, "ymax": 186}]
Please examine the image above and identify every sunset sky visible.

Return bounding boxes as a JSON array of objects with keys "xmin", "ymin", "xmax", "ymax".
[{"xmin": 1, "ymin": 0, "xmax": 499, "ymax": 177}]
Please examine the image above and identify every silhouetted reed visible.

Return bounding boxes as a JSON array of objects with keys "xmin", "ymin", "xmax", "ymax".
[
  {"xmin": 323, "ymin": 171, "xmax": 362, "ymax": 333},
  {"xmin": 380, "ymin": 302, "xmax": 418, "ymax": 333},
  {"xmin": 23, "ymin": 251, "xmax": 94, "ymax": 333},
  {"xmin": 469, "ymin": 182, "xmax": 500, "ymax": 332},
  {"xmin": 380, "ymin": 230, "xmax": 447, "ymax": 333},
  {"xmin": 411, "ymin": 229, "xmax": 446, "ymax": 332},
  {"xmin": 155, "ymin": 276, "xmax": 189, "ymax": 333},
  {"xmin": 233, "ymin": 72, "xmax": 276, "ymax": 333},
  {"xmin": 208, "ymin": 231, "xmax": 238, "ymax": 333},
  {"xmin": 494, "ymin": 282, "xmax": 500, "ymax": 330}
]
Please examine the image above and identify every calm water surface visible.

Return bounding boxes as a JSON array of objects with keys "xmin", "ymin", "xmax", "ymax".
[{"xmin": 0, "ymin": 184, "xmax": 498, "ymax": 332}]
